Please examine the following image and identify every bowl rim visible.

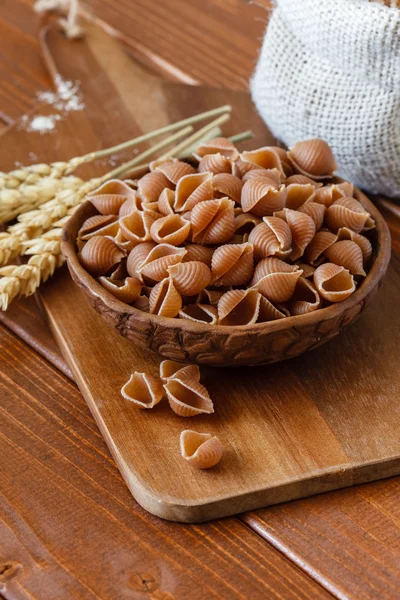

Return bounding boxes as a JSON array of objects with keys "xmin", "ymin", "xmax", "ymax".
[{"xmin": 62, "ymin": 183, "xmax": 391, "ymax": 336}]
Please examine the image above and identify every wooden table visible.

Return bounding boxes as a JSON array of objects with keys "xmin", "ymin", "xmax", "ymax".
[{"xmin": 1, "ymin": 2, "xmax": 399, "ymax": 598}]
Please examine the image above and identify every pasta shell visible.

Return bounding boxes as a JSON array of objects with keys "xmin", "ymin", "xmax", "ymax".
[
  {"xmin": 234, "ymin": 214, "xmax": 261, "ymax": 240},
  {"xmin": 78, "ymin": 215, "xmax": 117, "ymax": 239},
  {"xmin": 287, "ymin": 139, "xmax": 337, "ymax": 179},
  {"xmin": 165, "ymin": 378, "xmax": 214, "ymax": 417},
  {"xmin": 313, "ymin": 183, "xmax": 346, "ymax": 207},
  {"xmin": 195, "ymin": 136, "xmax": 239, "ymax": 160},
  {"xmin": 257, "ymin": 295, "xmax": 288, "ymax": 322},
  {"xmin": 212, "ymin": 173, "xmax": 243, "ymax": 204},
  {"xmin": 235, "ymin": 158, "xmax": 261, "ymax": 178},
  {"xmin": 242, "ymin": 168, "xmax": 283, "ymax": 185},
  {"xmin": 99, "ymin": 276, "xmax": 141, "ymax": 303},
  {"xmin": 79, "ymin": 236, "xmax": 124, "ymax": 277},
  {"xmin": 325, "ymin": 197, "xmax": 373, "ymax": 233},
  {"xmin": 218, "ymin": 289, "xmax": 261, "ymax": 326},
  {"xmin": 337, "ymin": 181, "xmax": 354, "ymax": 197},
  {"xmin": 174, "ymin": 172, "xmax": 213, "ymax": 212},
  {"xmin": 133, "ymin": 295, "xmax": 150, "ymax": 312},
  {"xmin": 180, "ymin": 430, "xmax": 223, "ymax": 469},
  {"xmin": 337, "ymin": 227, "xmax": 372, "ymax": 262},
  {"xmin": 158, "ymin": 188, "xmax": 175, "ymax": 216},
  {"xmin": 289, "ymin": 277, "xmax": 321, "ymax": 315},
  {"xmin": 119, "ymin": 195, "xmax": 142, "ymax": 217},
  {"xmin": 298, "ymin": 201, "xmax": 326, "ymax": 230},
  {"xmin": 149, "ymin": 277, "xmax": 182, "ymax": 317},
  {"xmin": 159, "ymin": 360, "xmax": 200, "ymax": 383},
  {"xmin": 295, "ymin": 263, "xmax": 315, "ymax": 279},
  {"xmin": 198, "ymin": 153, "xmax": 233, "ymax": 175},
  {"xmin": 87, "ymin": 179, "xmax": 135, "ymax": 215},
  {"xmin": 285, "ymin": 184, "xmax": 315, "ymax": 209},
  {"xmin": 241, "ymin": 179, "xmax": 286, "ymax": 217},
  {"xmin": 179, "ymin": 304, "xmax": 218, "ymax": 325},
  {"xmin": 211, "ymin": 242, "xmax": 254, "ymax": 286},
  {"xmin": 313, "ymin": 263, "xmax": 356, "ymax": 303},
  {"xmin": 156, "ymin": 159, "xmax": 196, "ymax": 184},
  {"xmin": 168, "ymin": 261, "xmax": 212, "ymax": 296},
  {"xmin": 248, "ymin": 218, "xmax": 292, "ymax": 260},
  {"xmin": 251, "ymin": 257, "xmax": 300, "ymax": 285},
  {"xmin": 109, "ymin": 260, "xmax": 128, "ymax": 281},
  {"xmin": 285, "ymin": 174, "xmax": 323, "ymax": 188},
  {"xmin": 126, "ymin": 242, "xmax": 156, "ymax": 278},
  {"xmin": 274, "ymin": 208, "xmax": 316, "ymax": 260},
  {"xmin": 137, "ymin": 244, "xmax": 187, "ymax": 283},
  {"xmin": 191, "ymin": 198, "xmax": 235, "ymax": 244},
  {"xmin": 142, "ymin": 201, "xmax": 162, "ymax": 215},
  {"xmin": 119, "ymin": 210, "xmax": 156, "ymax": 244},
  {"xmin": 182, "ymin": 244, "xmax": 214, "ymax": 267},
  {"xmin": 196, "ymin": 288, "xmax": 225, "ymax": 306},
  {"xmin": 138, "ymin": 171, "xmax": 173, "ymax": 203},
  {"xmin": 80, "ymin": 220, "xmax": 120, "ymax": 241},
  {"xmin": 304, "ymin": 230, "xmax": 338, "ymax": 266},
  {"xmin": 241, "ymin": 147, "xmax": 285, "ymax": 174},
  {"xmin": 325, "ymin": 240, "xmax": 366, "ymax": 276},
  {"xmin": 121, "ymin": 371, "xmax": 164, "ymax": 409},
  {"xmin": 150, "ymin": 214, "xmax": 191, "ymax": 245}
]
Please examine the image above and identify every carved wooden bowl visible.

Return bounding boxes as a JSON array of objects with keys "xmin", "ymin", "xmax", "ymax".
[{"xmin": 62, "ymin": 187, "xmax": 391, "ymax": 366}]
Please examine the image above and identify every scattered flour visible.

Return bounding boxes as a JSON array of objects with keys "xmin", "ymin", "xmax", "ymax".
[{"xmin": 19, "ymin": 74, "xmax": 85, "ymax": 134}]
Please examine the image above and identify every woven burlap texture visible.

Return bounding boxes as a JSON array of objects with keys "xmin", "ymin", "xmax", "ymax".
[{"xmin": 251, "ymin": 0, "xmax": 400, "ymax": 197}]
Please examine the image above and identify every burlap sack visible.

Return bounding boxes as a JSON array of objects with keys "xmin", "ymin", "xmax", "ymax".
[{"xmin": 251, "ymin": 0, "xmax": 400, "ymax": 197}]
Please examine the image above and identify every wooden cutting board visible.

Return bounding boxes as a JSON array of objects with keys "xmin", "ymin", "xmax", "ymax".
[{"xmin": 2, "ymin": 22, "xmax": 400, "ymax": 522}]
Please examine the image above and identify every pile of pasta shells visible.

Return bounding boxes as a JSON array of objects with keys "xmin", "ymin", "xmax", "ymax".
[{"xmin": 77, "ymin": 137, "xmax": 376, "ymax": 326}]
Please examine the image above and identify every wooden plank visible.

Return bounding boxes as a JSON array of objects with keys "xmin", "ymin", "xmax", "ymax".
[
  {"xmin": 0, "ymin": 325, "xmax": 333, "ymax": 600},
  {"xmin": 242, "ymin": 478, "xmax": 400, "ymax": 600}
]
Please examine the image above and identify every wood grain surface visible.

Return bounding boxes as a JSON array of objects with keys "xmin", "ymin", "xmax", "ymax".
[{"xmin": 0, "ymin": 1, "xmax": 399, "ymax": 598}]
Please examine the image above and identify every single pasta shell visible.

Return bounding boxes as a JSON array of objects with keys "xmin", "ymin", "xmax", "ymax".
[
  {"xmin": 137, "ymin": 244, "xmax": 187, "ymax": 283},
  {"xmin": 234, "ymin": 212, "xmax": 262, "ymax": 235},
  {"xmin": 149, "ymin": 277, "xmax": 182, "ymax": 317},
  {"xmin": 248, "ymin": 218, "xmax": 292, "ymax": 261},
  {"xmin": 79, "ymin": 236, "xmax": 124, "ymax": 277},
  {"xmin": 285, "ymin": 184, "xmax": 315, "ymax": 210},
  {"xmin": 158, "ymin": 188, "xmax": 175, "ymax": 216},
  {"xmin": 179, "ymin": 303, "xmax": 218, "ymax": 325},
  {"xmin": 289, "ymin": 277, "xmax": 321, "ymax": 315},
  {"xmin": 194, "ymin": 136, "xmax": 239, "ymax": 160},
  {"xmin": 251, "ymin": 270, "xmax": 303, "ymax": 303},
  {"xmin": 121, "ymin": 371, "xmax": 164, "ymax": 408},
  {"xmin": 325, "ymin": 200, "xmax": 370, "ymax": 233},
  {"xmin": 242, "ymin": 168, "xmax": 283, "ymax": 185},
  {"xmin": 126, "ymin": 242, "xmax": 156, "ymax": 278},
  {"xmin": 174, "ymin": 172, "xmax": 213, "ymax": 212},
  {"xmin": 251, "ymin": 257, "xmax": 300, "ymax": 285},
  {"xmin": 99, "ymin": 276, "xmax": 141, "ymax": 303},
  {"xmin": 325, "ymin": 240, "xmax": 366, "ymax": 276},
  {"xmin": 182, "ymin": 244, "xmax": 214, "ymax": 267},
  {"xmin": 235, "ymin": 158, "xmax": 261, "ymax": 178},
  {"xmin": 314, "ymin": 263, "xmax": 356, "ymax": 302},
  {"xmin": 191, "ymin": 198, "xmax": 235, "ymax": 245},
  {"xmin": 211, "ymin": 243, "xmax": 254, "ymax": 286},
  {"xmin": 150, "ymin": 214, "xmax": 191, "ymax": 245},
  {"xmin": 78, "ymin": 214, "xmax": 117, "ymax": 239},
  {"xmin": 156, "ymin": 159, "xmax": 196, "ymax": 184},
  {"xmin": 138, "ymin": 171, "xmax": 173, "ymax": 203},
  {"xmin": 257, "ymin": 295, "xmax": 288, "ymax": 322},
  {"xmin": 165, "ymin": 379, "xmax": 214, "ymax": 417},
  {"xmin": 298, "ymin": 201, "xmax": 326, "ymax": 230},
  {"xmin": 198, "ymin": 153, "xmax": 232, "ymax": 175},
  {"xmin": 334, "ymin": 196, "xmax": 375, "ymax": 230},
  {"xmin": 212, "ymin": 173, "xmax": 243, "ymax": 204},
  {"xmin": 218, "ymin": 289, "xmax": 261, "ymax": 326},
  {"xmin": 313, "ymin": 184, "xmax": 346, "ymax": 207},
  {"xmin": 304, "ymin": 230, "xmax": 338, "ymax": 266},
  {"xmin": 119, "ymin": 210, "xmax": 156, "ymax": 244},
  {"xmin": 80, "ymin": 220, "xmax": 120, "ymax": 241},
  {"xmin": 337, "ymin": 227, "xmax": 372, "ymax": 262},
  {"xmin": 287, "ymin": 139, "xmax": 337, "ymax": 179},
  {"xmin": 87, "ymin": 179, "xmax": 136, "ymax": 215},
  {"xmin": 241, "ymin": 147, "xmax": 285, "ymax": 174},
  {"xmin": 168, "ymin": 261, "xmax": 212, "ymax": 296},
  {"xmin": 160, "ymin": 360, "xmax": 200, "ymax": 383},
  {"xmin": 119, "ymin": 195, "xmax": 142, "ymax": 217},
  {"xmin": 275, "ymin": 208, "xmax": 316, "ymax": 261},
  {"xmin": 285, "ymin": 174, "xmax": 323, "ymax": 188},
  {"xmin": 180, "ymin": 430, "xmax": 223, "ymax": 469},
  {"xmin": 241, "ymin": 179, "xmax": 286, "ymax": 217}
]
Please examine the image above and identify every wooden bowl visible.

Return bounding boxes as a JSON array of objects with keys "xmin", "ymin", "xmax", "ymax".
[{"xmin": 62, "ymin": 187, "xmax": 391, "ymax": 366}]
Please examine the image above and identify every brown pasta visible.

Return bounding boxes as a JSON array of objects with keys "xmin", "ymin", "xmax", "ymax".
[
  {"xmin": 248, "ymin": 217, "xmax": 292, "ymax": 260},
  {"xmin": 285, "ymin": 183, "xmax": 315, "ymax": 209},
  {"xmin": 297, "ymin": 201, "xmax": 326, "ymax": 229},
  {"xmin": 289, "ymin": 277, "xmax": 321, "ymax": 315},
  {"xmin": 155, "ymin": 159, "xmax": 196, "ymax": 184},
  {"xmin": 168, "ymin": 261, "xmax": 212, "ymax": 296},
  {"xmin": 313, "ymin": 263, "xmax": 356, "ymax": 302},
  {"xmin": 99, "ymin": 276, "xmax": 141, "ymax": 304},
  {"xmin": 149, "ymin": 277, "xmax": 182, "ymax": 317},
  {"xmin": 218, "ymin": 289, "xmax": 261, "ymax": 326},
  {"xmin": 242, "ymin": 168, "xmax": 283, "ymax": 186},
  {"xmin": 275, "ymin": 208, "xmax": 316, "ymax": 261},
  {"xmin": 257, "ymin": 295, "xmax": 288, "ymax": 322},
  {"xmin": 119, "ymin": 210, "xmax": 157, "ymax": 244},
  {"xmin": 337, "ymin": 227, "xmax": 372, "ymax": 262},
  {"xmin": 164, "ymin": 378, "xmax": 214, "ymax": 416},
  {"xmin": 250, "ymin": 258, "xmax": 303, "ymax": 303},
  {"xmin": 194, "ymin": 136, "xmax": 239, "ymax": 160},
  {"xmin": 179, "ymin": 303, "xmax": 218, "ymax": 325},
  {"xmin": 137, "ymin": 244, "xmax": 187, "ymax": 283},
  {"xmin": 211, "ymin": 242, "xmax": 254, "ymax": 286},
  {"xmin": 285, "ymin": 174, "xmax": 323, "ymax": 188},
  {"xmin": 191, "ymin": 197, "xmax": 235, "ymax": 244},
  {"xmin": 79, "ymin": 236, "xmax": 124, "ymax": 277},
  {"xmin": 159, "ymin": 360, "xmax": 200, "ymax": 383},
  {"xmin": 180, "ymin": 430, "xmax": 223, "ymax": 469},
  {"xmin": 287, "ymin": 139, "xmax": 337, "ymax": 180},
  {"xmin": 212, "ymin": 173, "xmax": 243, "ymax": 203},
  {"xmin": 198, "ymin": 153, "xmax": 233, "ymax": 175},
  {"xmin": 78, "ymin": 214, "xmax": 117, "ymax": 239},
  {"xmin": 138, "ymin": 171, "xmax": 173, "ymax": 203},
  {"xmin": 87, "ymin": 179, "xmax": 136, "ymax": 215},
  {"xmin": 304, "ymin": 230, "xmax": 338, "ymax": 266},
  {"xmin": 158, "ymin": 188, "xmax": 175, "ymax": 216},
  {"xmin": 126, "ymin": 242, "xmax": 156, "ymax": 278},
  {"xmin": 241, "ymin": 146, "xmax": 286, "ymax": 175},
  {"xmin": 325, "ymin": 240, "xmax": 366, "ymax": 276},
  {"xmin": 121, "ymin": 371, "xmax": 164, "ymax": 409},
  {"xmin": 150, "ymin": 214, "xmax": 191, "ymax": 245},
  {"xmin": 325, "ymin": 197, "xmax": 374, "ymax": 233},
  {"xmin": 241, "ymin": 178, "xmax": 286, "ymax": 217}
]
